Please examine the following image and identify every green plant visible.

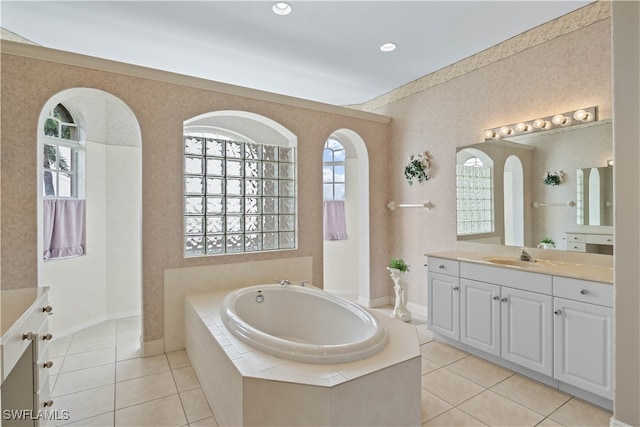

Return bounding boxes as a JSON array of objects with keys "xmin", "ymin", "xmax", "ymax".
[
  {"xmin": 404, "ymin": 151, "xmax": 430, "ymax": 185},
  {"xmin": 540, "ymin": 237, "xmax": 555, "ymax": 245},
  {"xmin": 543, "ymin": 171, "xmax": 565, "ymax": 186},
  {"xmin": 389, "ymin": 258, "xmax": 409, "ymax": 272}
]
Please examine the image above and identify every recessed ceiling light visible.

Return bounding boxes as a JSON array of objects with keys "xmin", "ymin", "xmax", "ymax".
[
  {"xmin": 380, "ymin": 42, "xmax": 397, "ymax": 52},
  {"xmin": 272, "ymin": 2, "xmax": 292, "ymax": 16}
]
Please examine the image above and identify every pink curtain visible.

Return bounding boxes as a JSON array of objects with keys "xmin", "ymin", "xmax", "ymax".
[
  {"xmin": 43, "ymin": 199, "xmax": 86, "ymax": 260},
  {"xmin": 323, "ymin": 200, "xmax": 347, "ymax": 241}
]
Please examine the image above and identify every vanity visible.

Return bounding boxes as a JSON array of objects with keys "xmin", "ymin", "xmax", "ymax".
[
  {"xmin": 426, "ymin": 251, "xmax": 613, "ymax": 410},
  {"xmin": 1, "ymin": 287, "xmax": 55, "ymax": 426}
]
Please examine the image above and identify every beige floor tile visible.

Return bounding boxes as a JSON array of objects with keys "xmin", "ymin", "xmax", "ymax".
[
  {"xmin": 115, "ymin": 394, "xmax": 187, "ymax": 427},
  {"xmin": 53, "ymin": 363, "xmax": 115, "ymax": 397},
  {"xmin": 458, "ymin": 390, "xmax": 545, "ymax": 426},
  {"xmin": 421, "ymin": 368, "xmax": 485, "ymax": 406},
  {"xmin": 422, "ymin": 357, "xmax": 440, "ymax": 375},
  {"xmin": 189, "ymin": 416, "xmax": 218, "ymax": 427},
  {"xmin": 167, "ymin": 349, "xmax": 191, "ymax": 370},
  {"xmin": 72, "ymin": 321, "xmax": 117, "ymax": 341},
  {"xmin": 67, "ymin": 335, "xmax": 116, "ymax": 355},
  {"xmin": 446, "ymin": 355, "xmax": 513, "ymax": 388},
  {"xmin": 51, "ymin": 384, "xmax": 114, "ymax": 425},
  {"xmin": 537, "ymin": 417, "xmax": 566, "ymax": 426},
  {"xmin": 117, "ymin": 316, "xmax": 141, "ymax": 334},
  {"xmin": 180, "ymin": 387, "xmax": 213, "ymax": 423},
  {"xmin": 420, "ymin": 341, "xmax": 469, "ymax": 366},
  {"xmin": 421, "ymin": 389, "xmax": 453, "ymax": 423},
  {"xmin": 60, "ymin": 411, "xmax": 114, "ymax": 426},
  {"xmin": 116, "ymin": 340, "xmax": 140, "ymax": 362},
  {"xmin": 423, "ymin": 408, "xmax": 487, "ymax": 426},
  {"xmin": 49, "ymin": 340, "xmax": 71, "ymax": 358},
  {"xmin": 172, "ymin": 365, "xmax": 200, "ymax": 392},
  {"xmin": 491, "ymin": 374, "xmax": 571, "ymax": 416},
  {"xmin": 60, "ymin": 347, "xmax": 116, "ymax": 374},
  {"xmin": 548, "ymin": 398, "xmax": 612, "ymax": 426},
  {"xmin": 48, "ymin": 356, "xmax": 64, "ymax": 376},
  {"xmin": 115, "ymin": 353, "xmax": 169, "ymax": 382},
  {"xmin": 115, "ymin": 370, "xmax": 178, "ymax": 409}
]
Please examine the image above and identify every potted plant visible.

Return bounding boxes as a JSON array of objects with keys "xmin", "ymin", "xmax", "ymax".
[
  {"xmin": 404, "ymin": 151, "xmax": 431, "ymax": 186},
  {"xmin": 538, "ymin": 237, "xmax": 556, "ymax": 249},
  {"xmin": 543, "ymin": 171, "xmax": 565, "ymax": 186},
  {"xmin": 387, "ymin": 258, "xmax": 411, "ymax": 322}
]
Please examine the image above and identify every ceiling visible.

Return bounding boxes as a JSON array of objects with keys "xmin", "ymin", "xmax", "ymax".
[{"xmin": 1, "ymin": 1, "xmax": 593, "ymax": 106}]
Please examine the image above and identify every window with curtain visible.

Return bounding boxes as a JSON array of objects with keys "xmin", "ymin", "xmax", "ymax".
[
  {"xmin": 323, "ymin": 138, "xmax": 347, "ymax": 240},
  {"xmin": 42, "ymin": 103, "xmax": 86, "ymax": 260},
  {"xmin": 183, "ymin": 132, "xmax": 296, "ymax": 256}
]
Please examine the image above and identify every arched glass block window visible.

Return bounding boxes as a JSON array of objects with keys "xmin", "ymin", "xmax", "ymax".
[
  {"xmin": 323, "ymin": 138, "xmax": 345, "ymax": 200},
  {"xmin": 456, "ymin": 151, "xmax": 494, "ymax": 235}
]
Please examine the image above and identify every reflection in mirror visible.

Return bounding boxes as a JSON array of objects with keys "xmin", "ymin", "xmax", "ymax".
[{"xmin": 456, "ymin": 120, "xmax": 612, "ymax": 253}]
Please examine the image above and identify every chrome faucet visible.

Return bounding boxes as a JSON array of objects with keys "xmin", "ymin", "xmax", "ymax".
[
  {"xmin": 518, "ymin": 247, "xmax": 534, "ymax": 262},
  {"xmin": 279, "ymin": 279, "xmax": 291, "ymax": 286}
]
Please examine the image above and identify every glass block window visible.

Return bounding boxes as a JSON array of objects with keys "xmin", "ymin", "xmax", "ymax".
[
  {"xmin": 323, "ymin": 138, "xmax": 345, "ymax": 200},
  {"xmin": 576, "ymin": 169, "xmax": 584, "ymax": 224},
  {"xmin": 184, "ymin": 133, "xmax": 296, "ymax": 256},
  {"xmin": 456, "ymin": 157, "xmax": 494, "ymax": 235},
  {"xmin": 42, "ymin": 104, "xmax": 82, "ymax": 198}
]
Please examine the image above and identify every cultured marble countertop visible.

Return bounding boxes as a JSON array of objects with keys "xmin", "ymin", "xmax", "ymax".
[{"xmin": 427, "ymin": 250, "xmax": 613, "ymax": 284}]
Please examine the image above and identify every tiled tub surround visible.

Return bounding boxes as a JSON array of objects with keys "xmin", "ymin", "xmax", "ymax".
[
  {"xmin": 426, "ymin": 250, "xmax": 613, "ymax": 411},
  {"xmin": 185, "ymin": 289, "xmax": 422, "ymax": 426}
]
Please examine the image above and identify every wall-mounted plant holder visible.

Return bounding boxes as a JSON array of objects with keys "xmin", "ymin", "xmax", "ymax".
[
  {"xmin": 404, "ymin": 151, "xmax": 431, "ymax": 185},
  {"xmin": 543, "ymin": 170, "xmax": 565, "ymax": 186}
]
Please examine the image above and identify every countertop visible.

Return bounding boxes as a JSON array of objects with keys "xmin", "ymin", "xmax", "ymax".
[
  {"xmin": 427, "ymin": 250, "xmax": 613, "ymax": 284},
  {"xmin": 1, "ymin": 287, "xmax": 49, "ymax": 338}
]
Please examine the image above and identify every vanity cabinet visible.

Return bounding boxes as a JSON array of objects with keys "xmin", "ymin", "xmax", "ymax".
[
  {"xmin": 427, "ymin": 259, "xmax": 460, "ymax": 340},
  {"xmin": 427, "ymin": 255, "xmax": 613, "ymax": 405},
  {"xmin": 1, "ymin": 288, "xmax": 54, "ymax": 426},
  {"xmin": 553, "ymin": 277, "xmax": 613, "ymax": 400},
  {"xmin": 566, "ymin": 232, "xmax": 614, "ymax": 254}
]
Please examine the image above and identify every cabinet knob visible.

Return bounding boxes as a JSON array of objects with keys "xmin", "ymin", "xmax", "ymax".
[
  {"xmin": 493, "ymin": 296, "xmax": 500, "ymax": 300},
  {"xmin": 43, "ymin": 361, "xmax": 54, "ymax": 369},
  {"xmin": 580, "ymin": 289, "xmax": 588, "ymax": 295},
  {"xmin": 42, "ymin": 333, "xmax": 53, "ymax": 341},
  {"xmin": 554, "ymin": 310, "xmax": 562, "ymax": 315},
  {"xmin": 43, "ymin": 400, "xmax": 54, "ymax": 408},
  {"xmin": 42, "ymin": 305, "xmax": 53, "ymax": 313},
  {"xmin": 501, "ymin": 297, "xmax": 508, "ymax": 302},
  {"xmin": 453, "ymin": 286, "xmax": 459, "ymax": 291},
  {"xmin": 22, "ymin": 332, "xmax": 35, "ymax": 341},
  {"xmin": 438, "ymin": 264, "xmax": 445, "ymax": 269}
]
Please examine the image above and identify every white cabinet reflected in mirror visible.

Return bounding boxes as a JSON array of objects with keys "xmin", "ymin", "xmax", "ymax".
[{"xmin": 456, "ymin": 120, "xmax": 612, "ymax": 254}]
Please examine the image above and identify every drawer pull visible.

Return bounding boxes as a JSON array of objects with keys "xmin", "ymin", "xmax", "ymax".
[
  {"xmin": 493, "ymin": 295, "xmax": 500, "ymax": 300},
  {"xmin": 43, "ymin": 361, "xmax": 54, "ymax": 369},
  {"xmin": 438, "ymin": 264, "xmax": 445, "ymax": 269},
  {"xmin": 580, "ymin": 289, "xmax": 588, "ymax": 295},
  {"xmin": 42, "ymin": 305, "xmax": 53, "ymax": 313},
  {"xmin": 453, "ymin": 286, "xmax": 459, "ymax": 291},
  {"xmin": 42, "ymin": 333, "xmax": 53, "ymax": 341},
  {"xmin": 43, "ymin": 400, "xmax": 54, "ymax": 408},
  {"xmin": 22, "ymin": 332, "xmax": 35, "ymax": 341},
  {"xmin": 501, "ymin": 297, "xmax": 508, "ymax": 302},
  {"xmin": 554, "ymin": 310, "xmax": 562, "ymax": 315}
]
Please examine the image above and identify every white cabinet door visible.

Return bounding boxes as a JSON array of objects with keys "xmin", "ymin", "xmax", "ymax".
[
  {"xmin": 501, "ymin": 287, "xmax": 553, "ymax": 376},
  {"xmin": 460, "ymin": 279, "xmax": 500, "ymax": 356},
  {"xmin": 554, "ymin": 297, "xmax": 613, "ymax": 399},
  {"xmin": 428, "ymin": 272, "xmax": 460, "ymax": 340}
]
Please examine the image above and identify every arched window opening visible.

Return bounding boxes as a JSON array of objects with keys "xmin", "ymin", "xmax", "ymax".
[
  {"xmin": 456, "ymin": 149, "xmax": 494, "ymax": 235},
  {"xmin": 323, "ymin": 138, "xmax": 346, "ymax": 200}
]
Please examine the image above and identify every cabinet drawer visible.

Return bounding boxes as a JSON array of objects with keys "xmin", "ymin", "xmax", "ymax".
[
  {"xmin": 567, "ymin": 243, "xmax": 586, "ymax": 252},
  {"xmin": 1, "ymin": 302, "xmax": 48, "ymax": 382},
  {"xmin": 566, "ymin": 233, "xmax": 586, "ymax": 243},
  {"xmin": 427, "ymin": 257, "xmax": 459, "ymax": 276},
  {"xmin": 460, "ymin": 262, "xmax": 552, "ymax": 294},
  {"xmin": 586, "ymin": 234, "xmax": 614, "ymax": 245},
  {"xmin": 553, "ymin": 276, "xmax": 613, "ymax": 307}
]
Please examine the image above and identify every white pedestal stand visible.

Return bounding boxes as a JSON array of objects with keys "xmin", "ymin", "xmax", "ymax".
[{"xmin": 386, "ymin": 267, "xmax": 412, "ymax": 322}]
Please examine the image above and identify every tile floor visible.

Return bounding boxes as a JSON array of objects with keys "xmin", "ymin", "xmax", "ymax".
[{"xmin": 47, "ymin": 311, "xmax": 613, "ymax": 426}]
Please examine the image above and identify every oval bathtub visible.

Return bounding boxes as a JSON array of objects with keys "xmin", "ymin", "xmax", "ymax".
[{"xmin": 220, "ymin": 284, "xmax": 388, "ymax": 364}]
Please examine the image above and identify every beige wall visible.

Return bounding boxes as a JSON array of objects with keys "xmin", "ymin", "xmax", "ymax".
[{"xmin": 0, "ymin": 48, "xmax": 391, "ymax": 343}]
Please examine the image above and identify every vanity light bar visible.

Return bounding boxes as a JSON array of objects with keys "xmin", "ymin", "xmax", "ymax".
[{"xmin": 483, "ymin": 106, "xmax": 598, "ymax": 141}]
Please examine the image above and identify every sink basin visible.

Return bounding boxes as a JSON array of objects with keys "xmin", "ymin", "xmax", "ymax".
[{"xmin": 482, "ymin": 257, "xmax": 556, "ymax": 268}]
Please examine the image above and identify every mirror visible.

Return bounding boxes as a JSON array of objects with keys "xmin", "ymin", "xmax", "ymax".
[{"xmin": 456, "ymin": 120, "xmax": 612, "ymax": 252}]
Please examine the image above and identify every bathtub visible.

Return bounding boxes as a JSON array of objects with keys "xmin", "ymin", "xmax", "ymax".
[{"xmin": 220, "ymin": 284, "xmax": 388, "ymax": 363}]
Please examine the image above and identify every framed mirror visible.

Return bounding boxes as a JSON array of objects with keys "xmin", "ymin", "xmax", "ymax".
[{"xmin": 456, "ymin": 120, "xmax": 612, "ymax": 253}]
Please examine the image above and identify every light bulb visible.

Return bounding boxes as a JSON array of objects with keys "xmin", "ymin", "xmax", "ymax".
[
  {"xmin": 552, "ymin": 114, "xmax": 570, "ymax": 126},
  {"xmin": 533, "ymin": 119, "xmax": 548, "ymax": 129},
  {"xmin": 499, "ymin": 126, "xmax": 512, "ymax": 136},
  {"xmin": 515, "ymin": 122, "xmax": 530, "ymax": 132},
  {"xmin": 573, "ymin": 109, "xmax": 591, "ymax": 121},
  {"xmin": 484, "ymin": 130, "xmax": 496, "ymax": 140}
]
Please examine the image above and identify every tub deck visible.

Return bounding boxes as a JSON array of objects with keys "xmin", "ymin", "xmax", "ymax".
[{"xmin": 185, "ymin": 289, "xmax": 422, "ymax": 426}]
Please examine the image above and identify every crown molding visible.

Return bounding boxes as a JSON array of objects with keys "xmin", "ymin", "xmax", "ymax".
[{"xmin": 0, "ymin": 39, "xmax": 391, "ymax": 125}]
